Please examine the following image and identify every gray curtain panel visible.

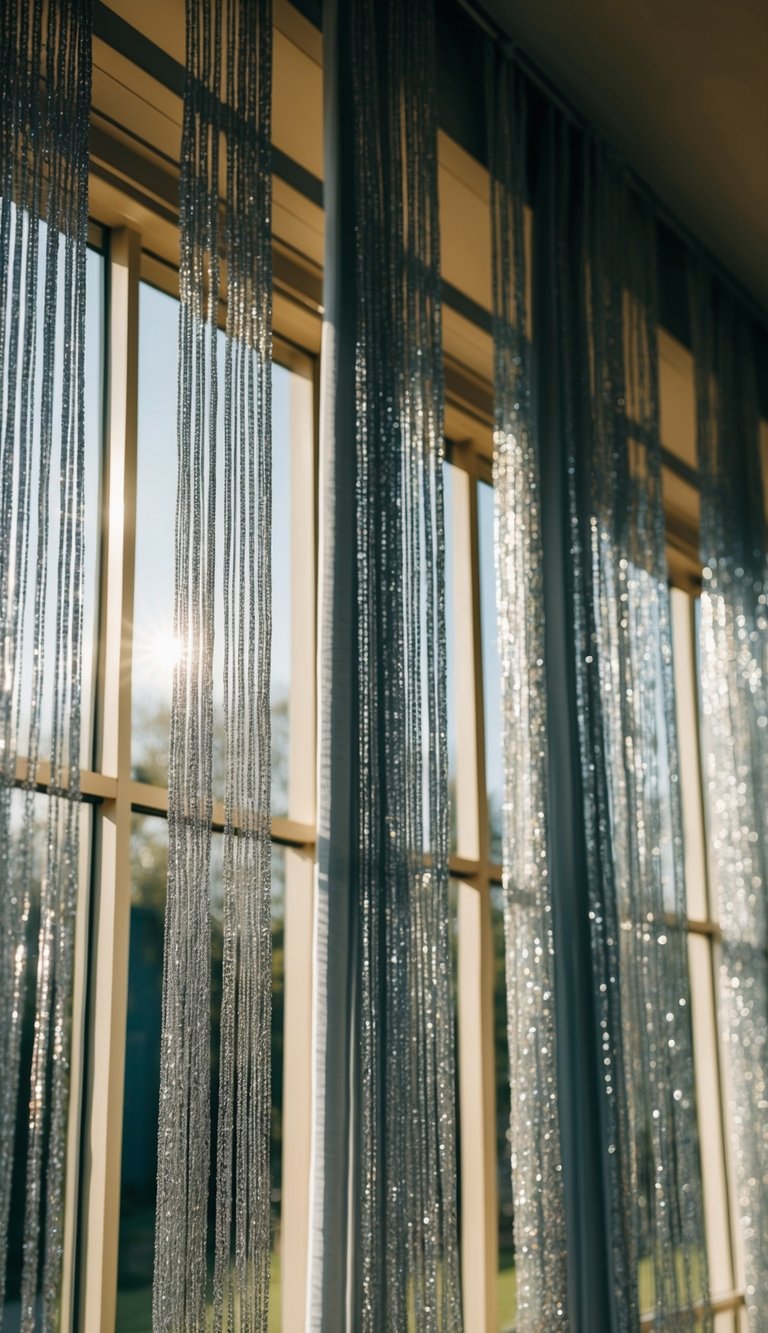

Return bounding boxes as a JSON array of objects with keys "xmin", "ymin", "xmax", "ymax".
[
  {"xmin": 153, "ymin": 1, "xmax": 273, "ymax": 1329},
  {"xmin": 0, "ymin": 0, "xmax": 92, "ymax": 1323},
  {"xmin": 689, "ymin": 266, "xmax": 767, "ymax": 1330},
  {"xmin": 487, "ymin": 50, "xmax": 569, "ymax": 1330},
  {"xmin": 308, "ymin": 1, "xmax": 461, "ymax": 1329},
  {"xmin": 489, "ymin": 55, "xmax": 710, "ymax": 1330}
]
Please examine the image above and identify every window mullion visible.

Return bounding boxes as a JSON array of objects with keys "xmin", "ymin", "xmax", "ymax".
[
  {"xmin": 278, "ymin": 335, "xmax": 318, "ymax": 1326},
  {"xmin": 452, "ymin": 448, "xmax": 498, "ymax": 1329},
  {"xmin": 77, "ymin": 227, "xmax": 141, "ymax": 1332},
  {"xmin": 671, "ymin": 588, "xmax": 739, "ymax": 1304}
]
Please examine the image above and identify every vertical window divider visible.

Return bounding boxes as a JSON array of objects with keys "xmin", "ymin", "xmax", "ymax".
[
  {"xmin": 61, "ymin": 810, "xmax": 96, "ymax": 1330},
  {"xmin": 281, "ymin": 363, "xmax": 318, "ymax": 1327},
  {"xmin": 671, "ymin": 588, "xmax": 739, "ymax": 1306},
  {"xmin": 77, "ymin": 227, "xmax": 141, "ymax": 1333},
  {"xmin": 452, "ymin": 445, "xmax": 499, "ymax": 1331}
]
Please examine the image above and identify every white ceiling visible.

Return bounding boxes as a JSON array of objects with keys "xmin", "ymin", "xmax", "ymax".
[{"xmin": 484, "ymin": 0, "xmax": 768, "ymax": 317}]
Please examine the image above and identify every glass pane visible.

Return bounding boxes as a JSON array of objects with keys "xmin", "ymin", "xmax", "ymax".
[
  {"xmin": 1, "ymin": 216, "xmax": 103, "ymax": 770},
  {"xmin": 117, "ymin": 816, "xmax": 284, "ymax": 1328},
  {"xmin": 131, "ymin": 281, "xmax": 298, "ymax": 816},
  {"xmin": 491, "ymin": 885, "xmax": 516, "ymax": 1331},
  {"xmin": 478, "ymin": 482, "xmax": 503, "ymax": 863},
  {"xmin": 447, "ymin": 878, "xmax": 462, "ymax": 1276},
  {"xmin": 444, "ymin": 460, "xmax": 457, "ymax": 853},
  {"xmin": 82, "ymin": 247, "xmax": 104, "ymax": 768}
]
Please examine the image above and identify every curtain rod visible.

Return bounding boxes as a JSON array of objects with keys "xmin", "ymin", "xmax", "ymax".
[{"xmin": 454, "ymin": 0, "xmax": 768, "ymax": 335}]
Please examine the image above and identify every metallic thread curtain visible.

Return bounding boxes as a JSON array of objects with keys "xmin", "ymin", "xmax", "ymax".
[
  {"xmin": 0, "ymin": 1, "xmax": 92, "ymax": 1325},
  {"xmin": 487, "ymin": 52, "xmax": 568, "ymax": 1329},
  {"xmin": 689, "ymin": 266, "xmax": 767, "ymax": 1329},
  {"xmin": 308, "ymin": 0, "xmax": 461, "ymax": 1327},
  {"xmin": 490, "ymin": 59, "xmax": 710, "ymax": 1326},
  {"xmin": 153, "ymin": 1, "xmax": 273, "ymax": 1328}
]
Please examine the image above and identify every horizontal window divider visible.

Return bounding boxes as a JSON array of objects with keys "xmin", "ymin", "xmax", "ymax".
[
  {"xmin": 639, "ymin": 1289, "xmax": 744, "ymax": 1328},
  {"xmin": 10, "ymin": 758, "xmax": 118, "ymax": 803},
  {"xmin": 448, "ymin": 854, "xmax": 484, "ymax": 881},
  {"xmin": 675, "ymin": 913, "xmax": 720, "ymax": 940},
  {"xmin": 129, "ymin": 780, "xmax": 316, "ymax": 848},
  {"xmin": 616, "ymin": 910, "xmax": 720, "ymax": 940},
  {"xmin": 270, "ymin": 816, "xmax": 316, "ymax": 849}
]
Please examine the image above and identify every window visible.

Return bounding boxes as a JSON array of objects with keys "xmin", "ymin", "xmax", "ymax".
[{"xmin": 2, "ymin": 6, "xmax": 756, "ymax": 1330}]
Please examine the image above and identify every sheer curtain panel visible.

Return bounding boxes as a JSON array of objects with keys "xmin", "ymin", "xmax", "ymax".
[
  {"xmin": 308, "ymin": 2, "xmax": 461, "ymax": 1329},
  {"xmin": 0, "ymin": 1, "xmax": 92, "ymax": 1325},
  {"xmin": 487, "ymin": 50, "xmax": 568, "ymax": 1330},
  {"xmin": 152, "ymin": 2, "xmax": 273, "ymax": 1329},
  {"xmin": 489, "ymin": 56, "xmax": 710, "ymax": 1329}
]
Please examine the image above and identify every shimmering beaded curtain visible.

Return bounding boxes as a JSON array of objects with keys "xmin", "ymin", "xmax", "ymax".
[
  {"xmin": 487, "ymin": 54, "xmax": 568, "ymax": 1328},
  {"xmin": 153, "ymin": 0, "xmax": 272, "ymax": 1328},
  {"xmin": 353, "ymin": 1, "xmax": 459, "ymax": 1325},
  {"xmin": 0, "ymin": 0, "xmax": 91, "ymax": 1324},
  {"xmin": 689, "ymin": 267, "xmax": 767, "ymax": 1328},
  {"xmin": 309, "ymin": 0, "xmax": 460, "ymax": 1326},
  {"xmin": 558, "ymin": 134, "xmax": 709, "ymax": 1322}
]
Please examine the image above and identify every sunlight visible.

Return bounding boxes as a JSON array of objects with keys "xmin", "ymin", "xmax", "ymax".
[{"xmin": 133, "ymin": 624, "xmax": 184, "ymax": 695}]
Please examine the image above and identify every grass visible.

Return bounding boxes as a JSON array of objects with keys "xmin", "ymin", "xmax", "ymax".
[
  {"xmin": 497, "ymin": 1250, "xmax": 517, "ymax": 1331},
  {"xmin": 637, "ymin": 1247, "xmax": 706, "ymax": 1314},
  {"xmin": 492, "ymin": 1247, "xmax": 705, "ymax": 1332},
  {"xmin": 115, "ymin": 1244, "xmax": 703, "ymax": 1330},
  {"xmin": 115, "ymin": 1250, "xmax": 281, "ymax": 1331}
]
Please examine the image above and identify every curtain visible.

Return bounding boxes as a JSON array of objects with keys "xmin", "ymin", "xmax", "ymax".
[
  {"xmin": 153, "ymin": 1, "xmax": 273, "ymax": 1329},
  {"xmin": 0, "ymin": 1, "xmax": 92, "ymax": 1325},
  {"xmin": 308, "ymin": 0, "xmax": 461, "ymax": 1328},
  {"xmin": 689, "ymin": 267, "xmax": 767, "ymax": 1328},
  {"xmin": 490, "ymin": 57, "xmax": 710, "ymax": 1328},
  {"xmin": 487, "ymin": 53, "xmax": 568, "ymax": 1328}
]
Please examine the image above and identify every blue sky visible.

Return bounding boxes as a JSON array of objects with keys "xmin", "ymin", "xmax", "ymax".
[{"xmin": 132, "ymin": 281, "xmax": 293, "ymax": 736}]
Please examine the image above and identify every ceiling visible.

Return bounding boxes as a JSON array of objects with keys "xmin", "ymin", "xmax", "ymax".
[{"xmin": 483, "ymin": 0, "xmax": 768, "ymax": 318}]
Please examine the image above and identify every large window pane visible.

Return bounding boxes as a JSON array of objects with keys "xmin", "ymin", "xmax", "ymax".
[
  {"xmin": 448, "ymin": 878, "xmax": 462, "ymax": 1279},
  {"xmin": 3, "ymin": 791, "xmax": 91, "ymax": 1321},
  {"xmin": 131, "ymin": 281, "xmax": 298, "ymax": 816},
  {"xmin": 491, "ymin": 885, "xmax": 515, "ymax": 1331},
  {"xmin": 444, "ymin": 460, "xmax": 457, "ymax": 853},
  {"xmin": 1, "ymin": 217, "xmax": 103, "ymax": 770},
  {"xmin": 116, "ymin": 815, "xmax": 284, "ymax": 1329}
]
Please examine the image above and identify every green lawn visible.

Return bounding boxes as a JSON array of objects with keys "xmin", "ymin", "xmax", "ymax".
[
  {"xmin": 115, "ymin": 1250, "xmax": 281, "ymax": 1332},
  {"xmin": 497, "ymin": 1250, "xmax": 517, "ymax": 1331},
  {"xmin": 493, "ymin": 1247, "xmax": 705, "ymax": 1332},
  {"xmin": 637, "ymin": 1247, "xmax": 706, "ymax": 1314},
  {"xmin": 116, "ymin": 1244, "xmax": 702, "ymax": 1330}
]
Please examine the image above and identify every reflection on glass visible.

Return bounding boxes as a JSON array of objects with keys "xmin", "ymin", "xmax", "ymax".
[
  {"xmin": 478, "ymin": 483, "xmax": 503, "ymax": 863},
  {"xmin": 117, "ymin": 816, "xmax": 284, "ymax": 1329},
  {"xmin": 131, "ymin": 282, "xmax": 296, "ymax": 815},
  {"xmin": 491, "ymin": 885, "xmax": 516, "ymax": 1331}
]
